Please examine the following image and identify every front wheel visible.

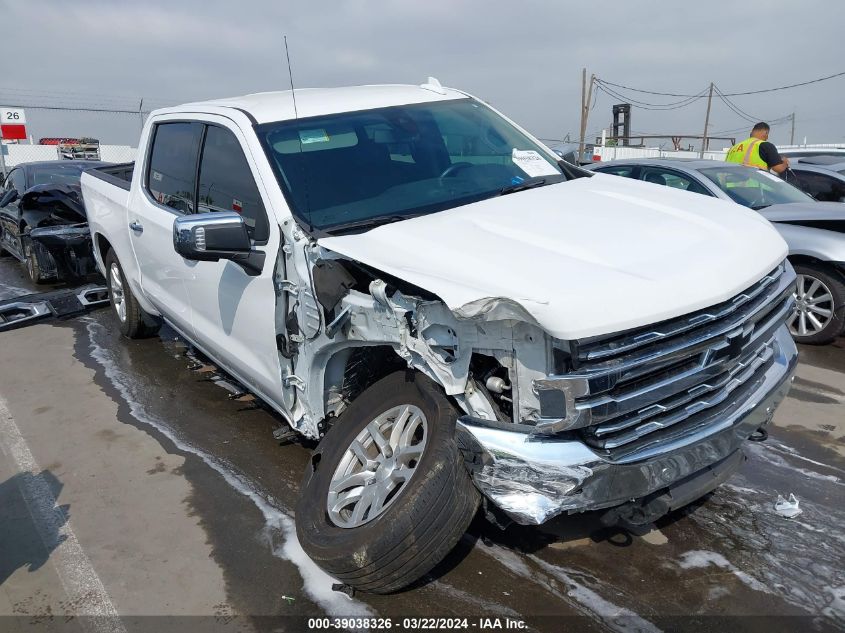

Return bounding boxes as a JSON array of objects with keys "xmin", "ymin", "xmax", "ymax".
[
  {"xmin": 24, "ymin": 237, "xmax": 50, "ymax": 284},
  {"xmin": 788, "ymin": 263, "xmax": 845, "ymax": 345},
  {"xmin": 105, "ymin": 249, "xmax": 161, "ymax": 339},
  {"xmin": 296, "ymin": 371, "xmax": 480, "ymax": 594}
]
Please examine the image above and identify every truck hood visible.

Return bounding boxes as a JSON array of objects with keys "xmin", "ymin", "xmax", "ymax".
[{"xmin": 318, "ymin": 175, "xmax": 788, "ymax": 340}]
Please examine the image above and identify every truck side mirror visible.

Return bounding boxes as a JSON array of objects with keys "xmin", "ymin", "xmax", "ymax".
[
  {"xmin": 0, "ymin": 189, "xmax": 18, "ymax": 208},
  {"xmin": 173, "ymin": 212, "xmax": 265, "ymax": 276}
]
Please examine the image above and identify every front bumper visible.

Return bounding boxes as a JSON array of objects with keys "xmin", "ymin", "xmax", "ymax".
[
  {"xmin": 29, "ymin": 224, "xmax": 96, "ymax": 281},
  {"xmin": 456, "ymin": 325, "xmax": 798, "ymax": 525}
]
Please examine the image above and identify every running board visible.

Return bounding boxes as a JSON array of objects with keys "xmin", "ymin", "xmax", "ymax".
[
  {"xmin": 0, "ymin": 301, "xmax": 52, "ymax": 330},
  {"xmin": 77, "ymin": 286, "xmax": 110, "ymax": 308},
  {"xmin": 0, "ymin": 284, "xmax": 109, "ymax": 332}
]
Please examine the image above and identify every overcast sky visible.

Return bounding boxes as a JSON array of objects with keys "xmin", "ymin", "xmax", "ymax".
[{"xmin": 2, "ymin": 0, "xmax": 844, "ymax": 149}]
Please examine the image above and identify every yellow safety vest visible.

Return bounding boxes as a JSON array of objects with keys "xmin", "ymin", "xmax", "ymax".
[{"xmin": 725, "ymin": 137, "xmax": 768, "ymax": 170}]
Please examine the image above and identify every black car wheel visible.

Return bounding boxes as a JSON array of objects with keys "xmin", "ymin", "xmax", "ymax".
[
  {"xmin": 788, "ymin": 263, "xmax": 845, "ymax": 345},
  {"xmin": 23, "ymin": 237, "xmax": 49, "ymax": 284},
  {"xmin": 296, "ymin": 371, "xmax": 480, "ymax": 594}
]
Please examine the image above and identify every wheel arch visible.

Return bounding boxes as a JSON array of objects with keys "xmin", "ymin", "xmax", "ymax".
[
  {"xmin": 322, "ymin": 344, "xmax": 407, "ymax": 423},
  {"xmin": 788, "ymin": 254, "xmax": 845, "ymax": 283},
  {"xmin": 93, "ymin": 232, "xmax": 113, "ymax": 276}
]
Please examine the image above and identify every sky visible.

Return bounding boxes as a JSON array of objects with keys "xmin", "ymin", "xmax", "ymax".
[{"xmin": 2, "ymin": 0, "xmax": 844, "ymax": 149}]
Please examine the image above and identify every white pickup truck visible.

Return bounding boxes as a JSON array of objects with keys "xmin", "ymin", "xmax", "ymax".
[{"xmin": 81, "ymin": 79, "xmax": 798, "ymax": 594}]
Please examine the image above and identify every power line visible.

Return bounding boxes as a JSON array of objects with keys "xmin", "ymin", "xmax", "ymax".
[
  {"xmin": 597, "ymin": 70, "xmax": 845, "ymax": 98},
  {"xmin": 722, "ymin": 70, "xmax": 845, "ymax": 95},
  {"xmin": 713, "ymin": 86, "xmax": 764, "ymax": 123},
  {"xmin": 713, "ymin": 86, "xmax": 793, "ymax": 126},
  {"xmin": 595, "ymin": 79, "xmax": 702, "ymax": 98},
  {"xmin": 595, "ymin": 81, "xmax": 708, "ymax": 110}
]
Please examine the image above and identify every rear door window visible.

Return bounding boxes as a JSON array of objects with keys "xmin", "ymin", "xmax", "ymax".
[
  {"xmin": 595, "ymin": 165, "xmax": 638, "ymax": 178},
  {"xmin": 146, "ymin": 122, "xmax": 203, "ymax": 213},
  {"xmin": 640, "ymin": 167, "xmax": 712, "ymax": 196},
  {"xmin": 196, "ymin": 125, "xmax": 269, "ymax": 242}
]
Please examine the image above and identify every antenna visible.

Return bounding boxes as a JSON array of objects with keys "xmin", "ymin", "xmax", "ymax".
[
  {"xmin": 284, "ymin": 35, "xmax": 299, "ymax": 119},
  {"xmin": 283, "ymin": 35, "xmax": 313, "ymax": 231}
]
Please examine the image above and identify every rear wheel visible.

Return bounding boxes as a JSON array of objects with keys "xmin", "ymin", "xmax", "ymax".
[
  {"xmin": 788, "ymin": 263, "xmax": 845, "ymax": 345},
  {"xmin": 105, "ymin": 249, "xmax": 161, "ymax": 338},
  {"xmin": 296, "ymin": 371, "xmax": 480, "ymax": 594}
]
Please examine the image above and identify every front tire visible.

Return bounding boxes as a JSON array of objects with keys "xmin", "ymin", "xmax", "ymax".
[
  {"xmin": 788, "ymin": 263, "xmax": 845, "ymax": 345},
  {"xmin": 296, "ymin": 371, "xmax": 480, "ymax": 594},
  {"xmin": 105, "ymin": 249, "xmax": 161, "ymax": 339},
  {"xmin": 24, "ymin": 237, "xmax": 50, "ymax": 284}
]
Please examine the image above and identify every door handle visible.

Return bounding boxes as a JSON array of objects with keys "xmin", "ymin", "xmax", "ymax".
[{"xmin": 129, "ymin": 221, "xmax": 144, "ymax": 233}]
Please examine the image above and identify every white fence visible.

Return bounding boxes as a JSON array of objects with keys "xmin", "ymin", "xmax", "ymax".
[
  {"xmin": 591, "ymin": 143, "xmax": 845, "ymax": 163},
  {"xmin": 592, "ymin": 146, "xmax": 729, "ymax": 162},
  {"xmin": 1, "ymin": 143, "xmax": 137, "ymax": 168}
]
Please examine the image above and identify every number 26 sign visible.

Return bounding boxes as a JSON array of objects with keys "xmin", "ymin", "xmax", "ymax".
[{"xmin": 1, "ymin": 108, "xmax": 27, "ymax": 140}]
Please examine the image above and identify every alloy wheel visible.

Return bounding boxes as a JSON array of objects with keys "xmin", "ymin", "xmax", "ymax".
[
  {"xmin": 109, "ymin": 262, "xmax": 127, "ymax": 323},
  {"xmin": 327, "ymin": 404, "xmax": 428, "ymax": 528},
  {"xmin": 788, "ymin": 273, "xmax": 834, "ymax": 337}
]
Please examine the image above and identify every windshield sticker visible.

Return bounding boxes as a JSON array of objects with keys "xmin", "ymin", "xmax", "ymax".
[
  {"xmin": 299, "ymin": 129, "xmax": 331, "ymax": 144},
  {"xmin": 151, "ymin": 171, "xmax": 163, "ymax": 182},
  {"xmin": 512, "ymin": 149, "xmax": 558, "ymax": 178},
  {"xmin": 232, "ymin": 199, "xmax": 243, "ymax": 212}
]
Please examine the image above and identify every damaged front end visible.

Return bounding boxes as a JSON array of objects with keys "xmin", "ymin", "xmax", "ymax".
[
  {"xmin": 456, "ymin": 263, "xmax": 798, "ymax": 525},
  {"xmin": 286, "ymin": 222, "xmax": 798, "ymax": 527},
  {"xmin": 30, "ymin": 224, "xmax": 96, "ymax": 281},
  {"xmin": 23, "ymin": 184, "xmax": 96, "ymax": 282}
]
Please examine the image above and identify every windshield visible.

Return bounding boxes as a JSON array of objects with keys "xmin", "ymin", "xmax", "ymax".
[
  {"xmin": 256, "ymin": 99, "xmax": 566, "ymax": 234},
  {"xmin": 31, "ymin": 163, "xmax": 102, "ymax": 187},
  {"xmin": 698, "ymin": 165, "xmax": 813, "ymax": 209}
]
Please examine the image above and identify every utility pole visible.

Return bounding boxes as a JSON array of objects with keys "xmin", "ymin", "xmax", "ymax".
[
  {"xmin": 790, "ymin": 112, "xmax": 796, "ymax": 146},
  {"xmin": 699, "ymin": 82, "xmax": 714, "ymax": 159},
  {"xmin": 578, "ymin": 68, "xmax": 595, "ymax": 162}
]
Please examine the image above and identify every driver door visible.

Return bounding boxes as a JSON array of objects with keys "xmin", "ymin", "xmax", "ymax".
[{"xmin": 180, "ymin": 118, "xmax": 290, "ymax": 411}]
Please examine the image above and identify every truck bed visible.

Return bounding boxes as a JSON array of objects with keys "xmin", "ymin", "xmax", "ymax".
[
  {"xmin": 80, "ymin": 163, "xmax": 135, "ymax": 279},
  {"xmin": 86, "ymin": 162, "xmax": 135, "ymax": 191}
]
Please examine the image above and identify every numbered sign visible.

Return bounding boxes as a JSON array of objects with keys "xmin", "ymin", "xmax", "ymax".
[{"xmin": 1, "ymin": 108, "xmax": 27, "ymax": 140}]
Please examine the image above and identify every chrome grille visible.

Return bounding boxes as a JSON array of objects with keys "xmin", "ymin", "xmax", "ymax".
[{"xmin": 532, "ymin": 262, "xmax": 796, "ymax": 460}]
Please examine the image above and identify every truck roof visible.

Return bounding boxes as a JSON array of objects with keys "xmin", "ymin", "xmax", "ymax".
[{"xmin": 168, "ymin": 83, "xmax": 468, "ymax": 124}]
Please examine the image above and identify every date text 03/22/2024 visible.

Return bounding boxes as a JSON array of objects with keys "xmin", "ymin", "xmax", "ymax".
[{"xmin": 306, "ymin": 617, "xmax": 528, "ymax": 630}]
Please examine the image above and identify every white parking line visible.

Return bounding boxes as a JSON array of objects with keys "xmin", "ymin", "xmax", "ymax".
[{"xmin": 0, "ymin": 394, "xmax": 126, "ymax": 633}]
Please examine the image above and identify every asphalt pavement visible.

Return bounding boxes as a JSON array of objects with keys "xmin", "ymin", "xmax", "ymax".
[{"xmin": 0, "ymin": 257, "xmax": 842, "ymax": 633}]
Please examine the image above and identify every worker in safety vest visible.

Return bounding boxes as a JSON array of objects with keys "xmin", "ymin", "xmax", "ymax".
[{"xmin": 725, "ymin": 122, "xmax": 789, "ymax": 174}]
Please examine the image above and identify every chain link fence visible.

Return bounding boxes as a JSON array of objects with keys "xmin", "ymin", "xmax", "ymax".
[
  {"xmin": 0, "ymin": 89, "xmax": 180, "ymax": 177},
  {"xmin": 1, "ymin": 143, "xmax": 137, "ymax": 171}
]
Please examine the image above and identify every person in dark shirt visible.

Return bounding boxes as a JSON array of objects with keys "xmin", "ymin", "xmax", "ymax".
[{"xmin": 750, "ymin": 122, "xmax": 789, "ymax": 174}]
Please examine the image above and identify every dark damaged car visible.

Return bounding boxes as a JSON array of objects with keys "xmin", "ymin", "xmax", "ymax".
[{"xmin": 0, "ymin": 160, "xmax": 110, "ymax": 283}]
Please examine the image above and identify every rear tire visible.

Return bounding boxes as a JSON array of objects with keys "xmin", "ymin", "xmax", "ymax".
[
  {"xmin": 296, "ymin": 371, "xmax": 480, "ymax": 594},
  {"xmin": 105, "ymin": 248, "xmax": 161, "ymax": 339},
  {"xmin": 788, "ymin": 263, "xmax": 845, "ymax": 345}
]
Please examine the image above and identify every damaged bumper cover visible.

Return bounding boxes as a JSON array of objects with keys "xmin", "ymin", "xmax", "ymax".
[
  {"xmin": 456, "ymin": 325, "xmax": 798, "ymax": 525},
  {"xmin": 30, "ymin": 224, "xmax": 96, "ymax": 281}
]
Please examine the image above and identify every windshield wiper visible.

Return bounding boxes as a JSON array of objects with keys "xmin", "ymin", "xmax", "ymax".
[
  {"xmin": 499, "ymin": 178, "xmax": 549, "ymax": 196},
  {"xmin": 325, "ymin": 214, "xmax": 418, "ymax": 235}
]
